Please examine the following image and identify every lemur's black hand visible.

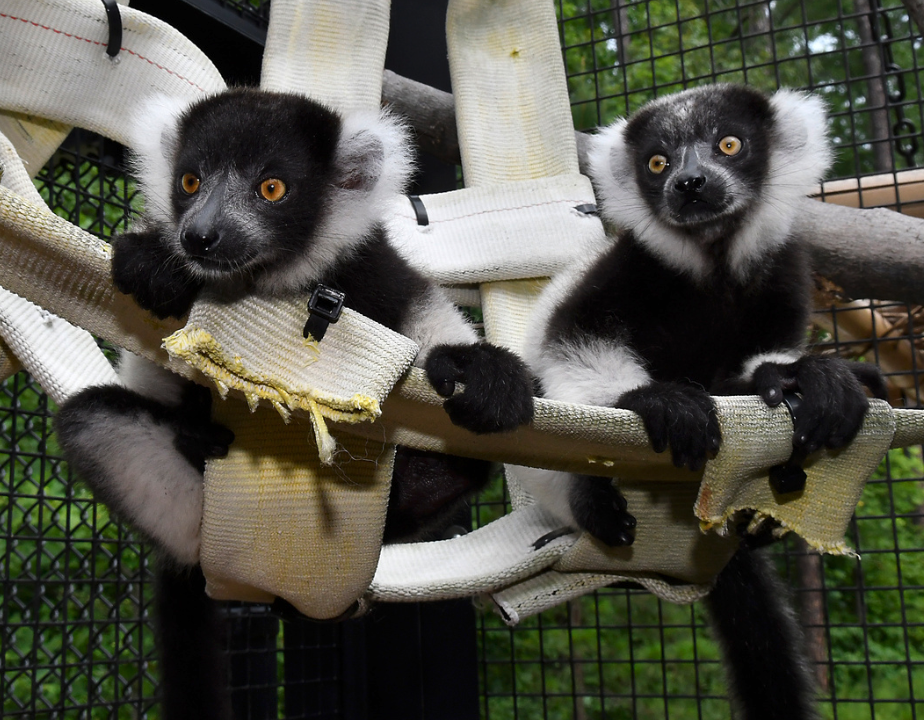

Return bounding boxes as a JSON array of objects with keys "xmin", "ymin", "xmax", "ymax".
[
  {"xmin": 425, "ymin": 343, "xmax": 534, "ymax": 434},
  {"xmin": 617, "ymin": 381, "xmax": 721, "ymax": 471},
  {"xmin": 112, "ymin": 229, "xmax": 204, "ymax": 319},
  {"xmin": 752, "ymin": 355, "xmax": 884, "ymax": 453}
]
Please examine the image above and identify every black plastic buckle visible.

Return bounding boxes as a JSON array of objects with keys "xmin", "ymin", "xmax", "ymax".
[
  {"xmin": 100, "ymin": 0, "xmax": 122, "ymax": 59},
  {"xmin": 303, "ymin": 285, "xmax": 346, "ymax": 342},
  {"xmin": 768, "ymin": 391, "xmax": 809, "ymax": 495}
]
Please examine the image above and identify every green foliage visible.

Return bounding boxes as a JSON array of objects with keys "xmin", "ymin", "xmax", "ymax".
[
  {"xmin": 559, "ymin": 0, "xmax": 924, "ymax": 177},
  {"xmin": 2, "ymin": 375, "xmax": 159, "ymax": 718}
]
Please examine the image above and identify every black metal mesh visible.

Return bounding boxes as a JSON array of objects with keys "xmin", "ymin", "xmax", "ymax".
[
  {"xmin": 1, "ymin": 132, "xmax": 159, "ymax": 719},
  {"xmin": 207, "ymin": 0, "xmax": 272, "ymax": 30},
  {"xmin": 2, "ymin": 1, "xmax": 923, "ymax": 719}
]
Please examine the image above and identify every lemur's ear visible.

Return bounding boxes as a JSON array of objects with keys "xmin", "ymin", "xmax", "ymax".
[
  {"xmin": 334, "ymin": 129, "xmax": 385, "ymax": 192},
  {"xmin": 334, "ymin": 110, "xmax": 414, "ymax": 196},
  {"xmin": 128, "ymin": 94, "xmax": 196, "ymax": 222},
  {"xmin": 768, "ymin": 89, "xmax": 832, "ymax": 190}
]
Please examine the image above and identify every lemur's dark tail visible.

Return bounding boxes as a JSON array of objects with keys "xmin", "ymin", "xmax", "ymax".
[
  {"xmin": 154, "ymin": 564, "xmax": 232, "ymax": 720},
  {"xmin": 705, "ymin": 545, "xmax": 820, "ymax": 720}
]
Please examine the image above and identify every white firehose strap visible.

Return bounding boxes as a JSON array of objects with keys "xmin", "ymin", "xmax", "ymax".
[
  {"xmin": 0, "ymin": 0, "xmax": 132, "ymax": 179},
  {"xmin": 385, "ymin": 176, "xmax": 608, "ymax": 289},
  {"xmin": 260, "ymin": 0, "xmax": 389, "ymax": 115},
  {"xmin": 0, "ymin": 0, "xmax": 225, "ymax": 145},
  {"xmin": 0, "ymin": 130, "xmax": 117, "ymax": 400}
]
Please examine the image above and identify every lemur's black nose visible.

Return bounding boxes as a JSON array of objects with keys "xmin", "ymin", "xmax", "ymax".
[
  {"xmin": 182, "ymin": 229, "xmax": 220, "ymax": 256},
  {"xmin": 674, "ymin": 174, "xmax": 706, "ymax": 194},
  {"xmin": 674, "ymin": 149, "xmax": 707, "ymax": 195}
]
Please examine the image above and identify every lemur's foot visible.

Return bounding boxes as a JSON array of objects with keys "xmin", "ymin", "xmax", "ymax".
[
  {"xmin": 171, "ymin": 384, "xmax": 235, "ymax": 472},
  {"xmin": 570, "ymin": 474, "xmax": 636, "ymax": 547}
]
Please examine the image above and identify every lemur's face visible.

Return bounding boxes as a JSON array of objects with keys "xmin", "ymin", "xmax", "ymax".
[
  {"xmin": 624, "ymin": 86, "xmax": 774, "ymax": 240},
  {"xmin": 168, "ymin": 90, "xmax": 341, "ymax": 280}
]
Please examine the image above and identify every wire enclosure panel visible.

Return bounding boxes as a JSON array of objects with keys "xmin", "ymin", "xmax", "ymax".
[{"xmin": 1, "ymin": 1, "xmax": 923, "ymax": 719}]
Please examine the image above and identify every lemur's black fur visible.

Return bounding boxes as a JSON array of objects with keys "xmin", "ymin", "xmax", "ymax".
[
  {"xmin": 523, "ymin": 84, "xmax": 886, "ymax": 720},
  {"xmin": 55, "ymin": 88, "xmax": 533, "ymax": 718}
]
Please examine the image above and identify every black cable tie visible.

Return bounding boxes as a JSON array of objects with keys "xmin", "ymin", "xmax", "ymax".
[
  {"xmin": 408, "ymin": 194, "xmax": 429, "ymax": 226},
  {"xmin": 779, "ymin": 391, "xmax": 803, "ymax": 425},
  {"xmin": 768, "ymin": 391, "xmax": 808, "ymax": 495},
  {"xmin": 100, "ymin": 0, "xmax": 122, "ymax": 59},
  {"xmin": 532, "ymin": 526, "xmax": 575, "ymax": 550},
  {"xmin": 303, "ymin": 284, "xmax": 346, "ymax": 342},
  {"xmin": 575, "ymin": 203, "xmax": 598, "ymax": 216}
]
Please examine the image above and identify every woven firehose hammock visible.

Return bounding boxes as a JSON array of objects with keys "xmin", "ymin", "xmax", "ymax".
[{"xmin": 1, "ymin": 0, "xmax": 922, "ymax": 623}]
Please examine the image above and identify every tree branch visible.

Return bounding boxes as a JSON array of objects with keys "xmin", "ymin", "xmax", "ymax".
[
  {"xmin": 901, "ymin": 0, "xmax": 924, "ymax": 37},
  {"xmin": 382, "ymin": 70, "xmax": 460, "ymax": 165},
  {"xmin": 797, "ymin": 199, "xmax": 924, "ymax": 304}
]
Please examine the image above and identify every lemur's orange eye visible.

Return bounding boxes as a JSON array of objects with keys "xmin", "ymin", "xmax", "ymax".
[
  {"xmin": 259, "ymin": 178, "xmax": 287, "ymax": 202},
  {"xmin": 718, "ymin": 136, "xmax": 742, "ymax": 156},
  {"xmin": 181, "ymin": 173, "xmax": 200, "ymax": 194},
  {"xmin": 648, "ymin": 154, "xmax": 669, "ymax": 174}
]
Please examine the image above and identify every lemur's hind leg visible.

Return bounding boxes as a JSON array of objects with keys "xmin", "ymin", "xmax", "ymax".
[
  {"xmin": 55, "ymin": 382, "xmax": 233, "ymax": 566},
  {"xmin": 569, "ymin": 474, "xmax": 636, "ymax": 547}
]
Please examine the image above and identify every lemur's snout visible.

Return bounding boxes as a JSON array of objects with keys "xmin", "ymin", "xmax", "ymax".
[
  {"xmin": 674, "ymin": 173, "xmax": 706, "ymax": 194},
  {"xmin": 182, "ymin": 228, "xmax": 220, "ymax": 256},
  {"xmin": 674, "ymin": 152, "xmax": 707, "ymax": 195}
]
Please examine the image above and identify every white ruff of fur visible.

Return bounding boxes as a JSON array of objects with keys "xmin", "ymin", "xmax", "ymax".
[
  {"xmin": 727, "ymin": 90, "xmax": 832, "ymax": 281},
  {"xmin": 589, "ymin": 89, "xmax": 832, "ymax": 283},
  {"xmin": 257, "ymin": 109, "xmax": 415, "ymax": 296},
  {"xmin": 127, "ymin": 94, "xmax": 197, "ymax": 225}
]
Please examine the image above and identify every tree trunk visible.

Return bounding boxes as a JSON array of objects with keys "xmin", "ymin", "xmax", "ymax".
[
  {"xmin": 794, "ymin": 537, "xmax": 830, "ymax": 692},
  {"xmin": 610, "ymin": 0, "xmax": 632, "ymax": 67},
  {"xmin": 900, "ymin": 0, "xmax": 924, "ymax": 36},
  {"xmin": 855, "ymin": 0, "xmax": 896, "ymax": 173}
]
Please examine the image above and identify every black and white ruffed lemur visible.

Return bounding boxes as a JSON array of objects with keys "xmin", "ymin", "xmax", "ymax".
[
  {"xmin": 54, "ymin": 88, "xmax": 535, "ymax": 719},
  {"xmin": 519, "ymin": 84, "xmax": 886, "ymax": 720}
]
